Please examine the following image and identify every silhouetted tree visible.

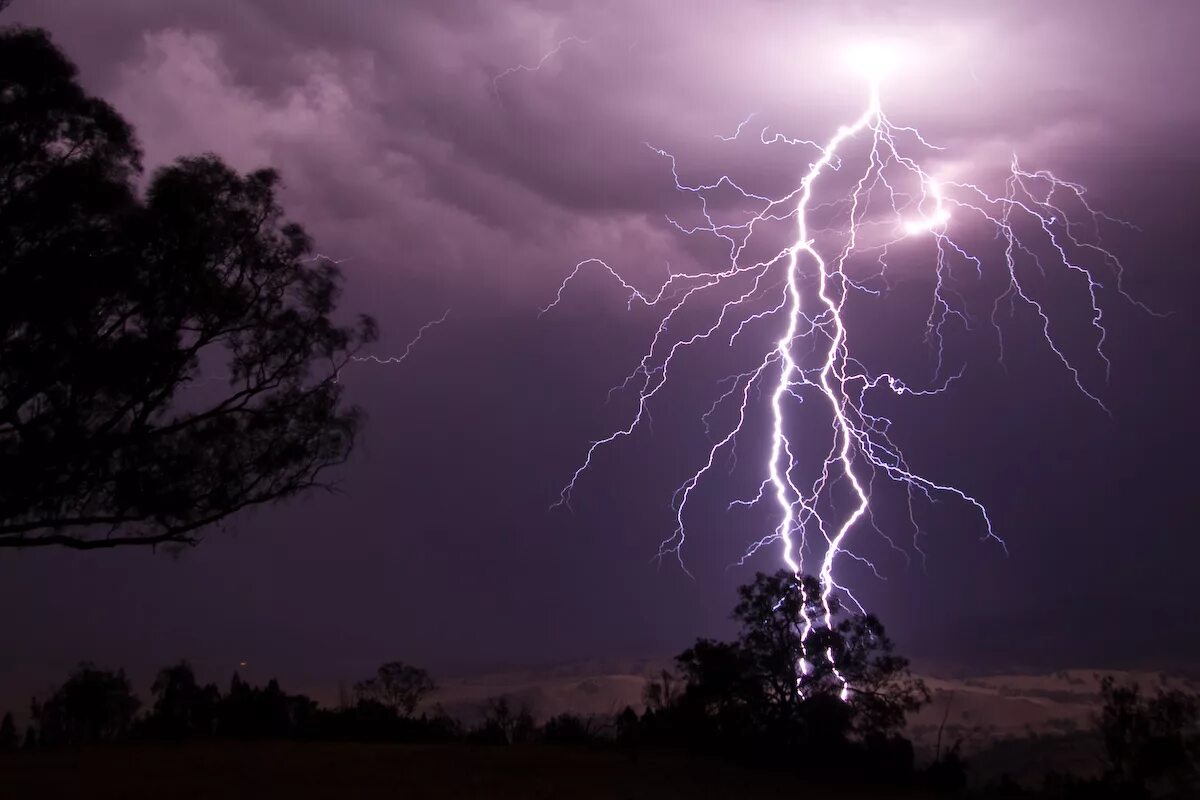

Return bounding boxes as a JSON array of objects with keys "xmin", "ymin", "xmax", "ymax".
[
  {"xmin": 217, "ymin": 673, "xmax": 316, "ymax": 738},
  {"xmin": 32, "ymin": 663, "xmax": 140, "ymax": 744},
  {"xmin": 645, "ymin": 571, "xmax": 927, "ymax": 775},
  {"xmin": 616, "ymin": 705, "xmax": 640, "ymax": 747},
  {"xmin": 729, "ymin": 571, "xmax": 928, "ymax": 738},
  {"xmin": 542, "ymin": 713, "xmax": 598, "ymax": 744},
  {"xmin": 673, "ymin": 637, "xmax": 764, "ymax": 746},
  {"xmin": 921, "ymin": 742, "xmax": 969, "ymax": 794},
  {"xmin": 1096, "ymin": 676, "xmax": 1199, "ymax": 797},
  {"xmin": 0, "ymin": 711, "xmax": 16, "ymax": 750},
  {"xmin": 642, "ymin": 669, "xmax": 679, "ymax": 712},
  {"xmin": 473, "ymin": 696, "xmax": 536, "ymax": 745},
  {"xmin": 147, "ymin": 661, "xmax": 220, "ymax": 739},
  {"xmin": 0, "ymin": 27, "xmax": 376, "ymax": 549},
  {"xmin": 354, "ymin": 661, "xmax": 436, "ymax": 718}
]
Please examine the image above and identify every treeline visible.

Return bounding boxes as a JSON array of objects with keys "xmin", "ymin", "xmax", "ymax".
[
  {"xmin": 3, "ymin": 572, "xmax": 1198, "ymax": 799},
  {"xmin": 0, "ymin": 571, "xmax": 952, "ymax": 786},
  {"xmin": 0, "ymin": 659, "xmax": 640, "ymax": 751},
  {"xmin": 0, "ymin": 659, "xmax": 459, "ymax": 748}
]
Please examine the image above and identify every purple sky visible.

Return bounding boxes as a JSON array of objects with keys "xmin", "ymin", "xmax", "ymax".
[{"xmin": 3, "ymin": 0, "xmax": 1199, "ymax": 705}]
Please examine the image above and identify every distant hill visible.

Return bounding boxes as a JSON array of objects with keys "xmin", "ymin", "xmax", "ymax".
[{"xmin": 431, "ymin": 662, "xmax": 1200, "ymax": 745}]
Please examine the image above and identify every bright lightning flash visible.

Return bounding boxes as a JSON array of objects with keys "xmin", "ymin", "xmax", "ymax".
[
  {"xmin": 844, "ymin": 40, "xmax": 908, "ymax": 82},
  {"xmin": 543, "ymin": 43, "xmax": 1143, "ymax": 698}
]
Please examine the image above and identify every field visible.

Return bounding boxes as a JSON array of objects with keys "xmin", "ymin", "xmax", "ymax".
[{"xmin": 0, "ymin": 741, "xmax": 935, "ymax": 799}]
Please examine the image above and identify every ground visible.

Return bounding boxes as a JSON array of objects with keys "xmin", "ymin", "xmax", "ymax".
[{"xmin": 0, "ymin": 742, "xmax": 934, "ymax": 799}]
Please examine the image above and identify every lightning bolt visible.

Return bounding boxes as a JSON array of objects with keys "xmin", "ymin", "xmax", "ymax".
[
  {"xmin": 350, "ymin": 309, "xmax": 451, "ymax": 369},
  {"xmin": 298, "ymin": 254, "xmax": 450, "ymax": 380},
  {"xmin": 543, "ymin": 49, "xmax": 1143, "ymax": 697},
  {"xmin": 296, "ymin": 255, "xmax": 451, "ymax": 380},
  {"xmin": 492, "ymin": 35, "xmax": 590, "ymax": 100}
]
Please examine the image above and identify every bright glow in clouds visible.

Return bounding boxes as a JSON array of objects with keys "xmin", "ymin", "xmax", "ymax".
[
  {"xmin": 905, "ymin": 182, "xmax": 951, "ymax": 235},
  {"xmin": 544, "ymin": 47, "xmax": 1143, "ymax": 698},
  {"xmin": 844, "ymin": 40, "xmax": 910, "ymax": 82}
]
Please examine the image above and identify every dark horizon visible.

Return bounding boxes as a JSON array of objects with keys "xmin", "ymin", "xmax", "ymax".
[{"xmin": 3, "ymin": 0, "xmax": 1199, "ymax": 718}]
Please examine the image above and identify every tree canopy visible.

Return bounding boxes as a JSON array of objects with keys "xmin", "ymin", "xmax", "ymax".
[
  {"xmin": 645, "ymin": 570, "xmax": 929, "ymax": 774},
  {"xmin": 31, "ymin": 663, "xmax": 140, "ymax": 745},
  {"xmin": 1096, "ymin": 676, "xmax": 1200, "ymax": 797},
  {"xmin": 354, "ymin": 661, "xmax": 438, "ymax": 718},
  {"xmin": 0, "ymin": 27, "xmax": 376, "ymax": 549}
]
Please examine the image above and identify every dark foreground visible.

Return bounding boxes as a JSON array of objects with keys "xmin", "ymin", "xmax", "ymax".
[{"xmin": 0, "ymin": 742, "xmax": 934, "ymax": 799}]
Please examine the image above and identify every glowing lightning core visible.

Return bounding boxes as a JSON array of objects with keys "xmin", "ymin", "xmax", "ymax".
[{"xmin": 544, "ymin": 45, "xmax": 1142, "ymax": 697}]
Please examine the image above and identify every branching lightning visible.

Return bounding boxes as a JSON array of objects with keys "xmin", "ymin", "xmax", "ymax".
[
  {"xmin": 542, "ymin": 45, "xmax": 1144, "ymax": 697},
  {"xmin": 492, "ymin": 35, "xmax": 591, "ymax": 100},
  {"xmin": 304, "ymin": 256, "xmax": 451, "ymax": 380},
  {"xmin": 350, "ymin": 309, "xmax": 451, "ymax": 369}
]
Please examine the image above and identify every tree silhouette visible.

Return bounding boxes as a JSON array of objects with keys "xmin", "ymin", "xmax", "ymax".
[
  {"xmin": 148, "ymin": 661, "xmax": 220, "ymax": 739},
  {"xmin": 542, "ymin": 712, "xmax": 599, "ymax": 744},
  {"xmin": 354, "ymin": 661, "xmax": 437, "ymax": 718},
  {"xmin": 642, "ymin": 669, "xmax": 679, "ymax": 712},
  {"xmin": 654, "ymin": 571, "xmax": 927, "ymax": 772},
  {"xmin": 475, "ymin": 696, "xmax": 536, "ymax": 745},
  {"xmin": 0, "ymin": 711, "xmax": 16, "ymax": 751},
  {"xmin": 0, "ymin": 27, "xmax": 376, "ymax": 549},
  {"xmin": 739, "ymin": 574, "xmax": 927, "ymax": 741},
  {"xmin": 31, "ymin": 662, "xmax": 140, "ymax": 744},
  {"xmin": 1097, "ymin": 676, "xmax": 1200, "ymax": 796},
  {"xmin": 707, "ymin": 571, "xmax": 925, "ymax": 735},
  {"xmin": 218, "ymin": 673, "xmax": 317, "ymax": 738}
]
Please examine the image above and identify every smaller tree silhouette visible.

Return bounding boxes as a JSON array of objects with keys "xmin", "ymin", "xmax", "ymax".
[
  {"xmin": 32, "ymin": 663, "xmax": 140, "ymax": 744},
  {"xmin": 354, "ymin": 661, "xmax": 436, "ymax": 718},
  {"xmin": 148, "ymin": 661, "xmax": 220, "ymax": 739},
  {"xmin": 616, "ymin": 705, "xmax": 640, "ymax": 747},
  {"xmin": 642, "ymin": 669, "xmax": 679, "ymax": 712},
  {"xmin": 542, "ymin": 712, "xmax": 597, "ymax": 744},
  {"xmin": 1098, "ymin": 676, "xmax": 1200, "ymax": 796},
  {"xmin": 0, "ymin": 711, "xmax": 16, "ymax": 750},
  {"xmin": 477, "ymin": 696, "xmax": 535, "ymax": 744},
  {"xmin": 217, "ymin": 673, "xmax": 316, "ymax": 738}
]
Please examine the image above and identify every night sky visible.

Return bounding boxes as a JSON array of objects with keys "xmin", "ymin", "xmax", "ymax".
[{"xmin": 3, "ymin": 0, "xmax": 1198, "ymax": 705}]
